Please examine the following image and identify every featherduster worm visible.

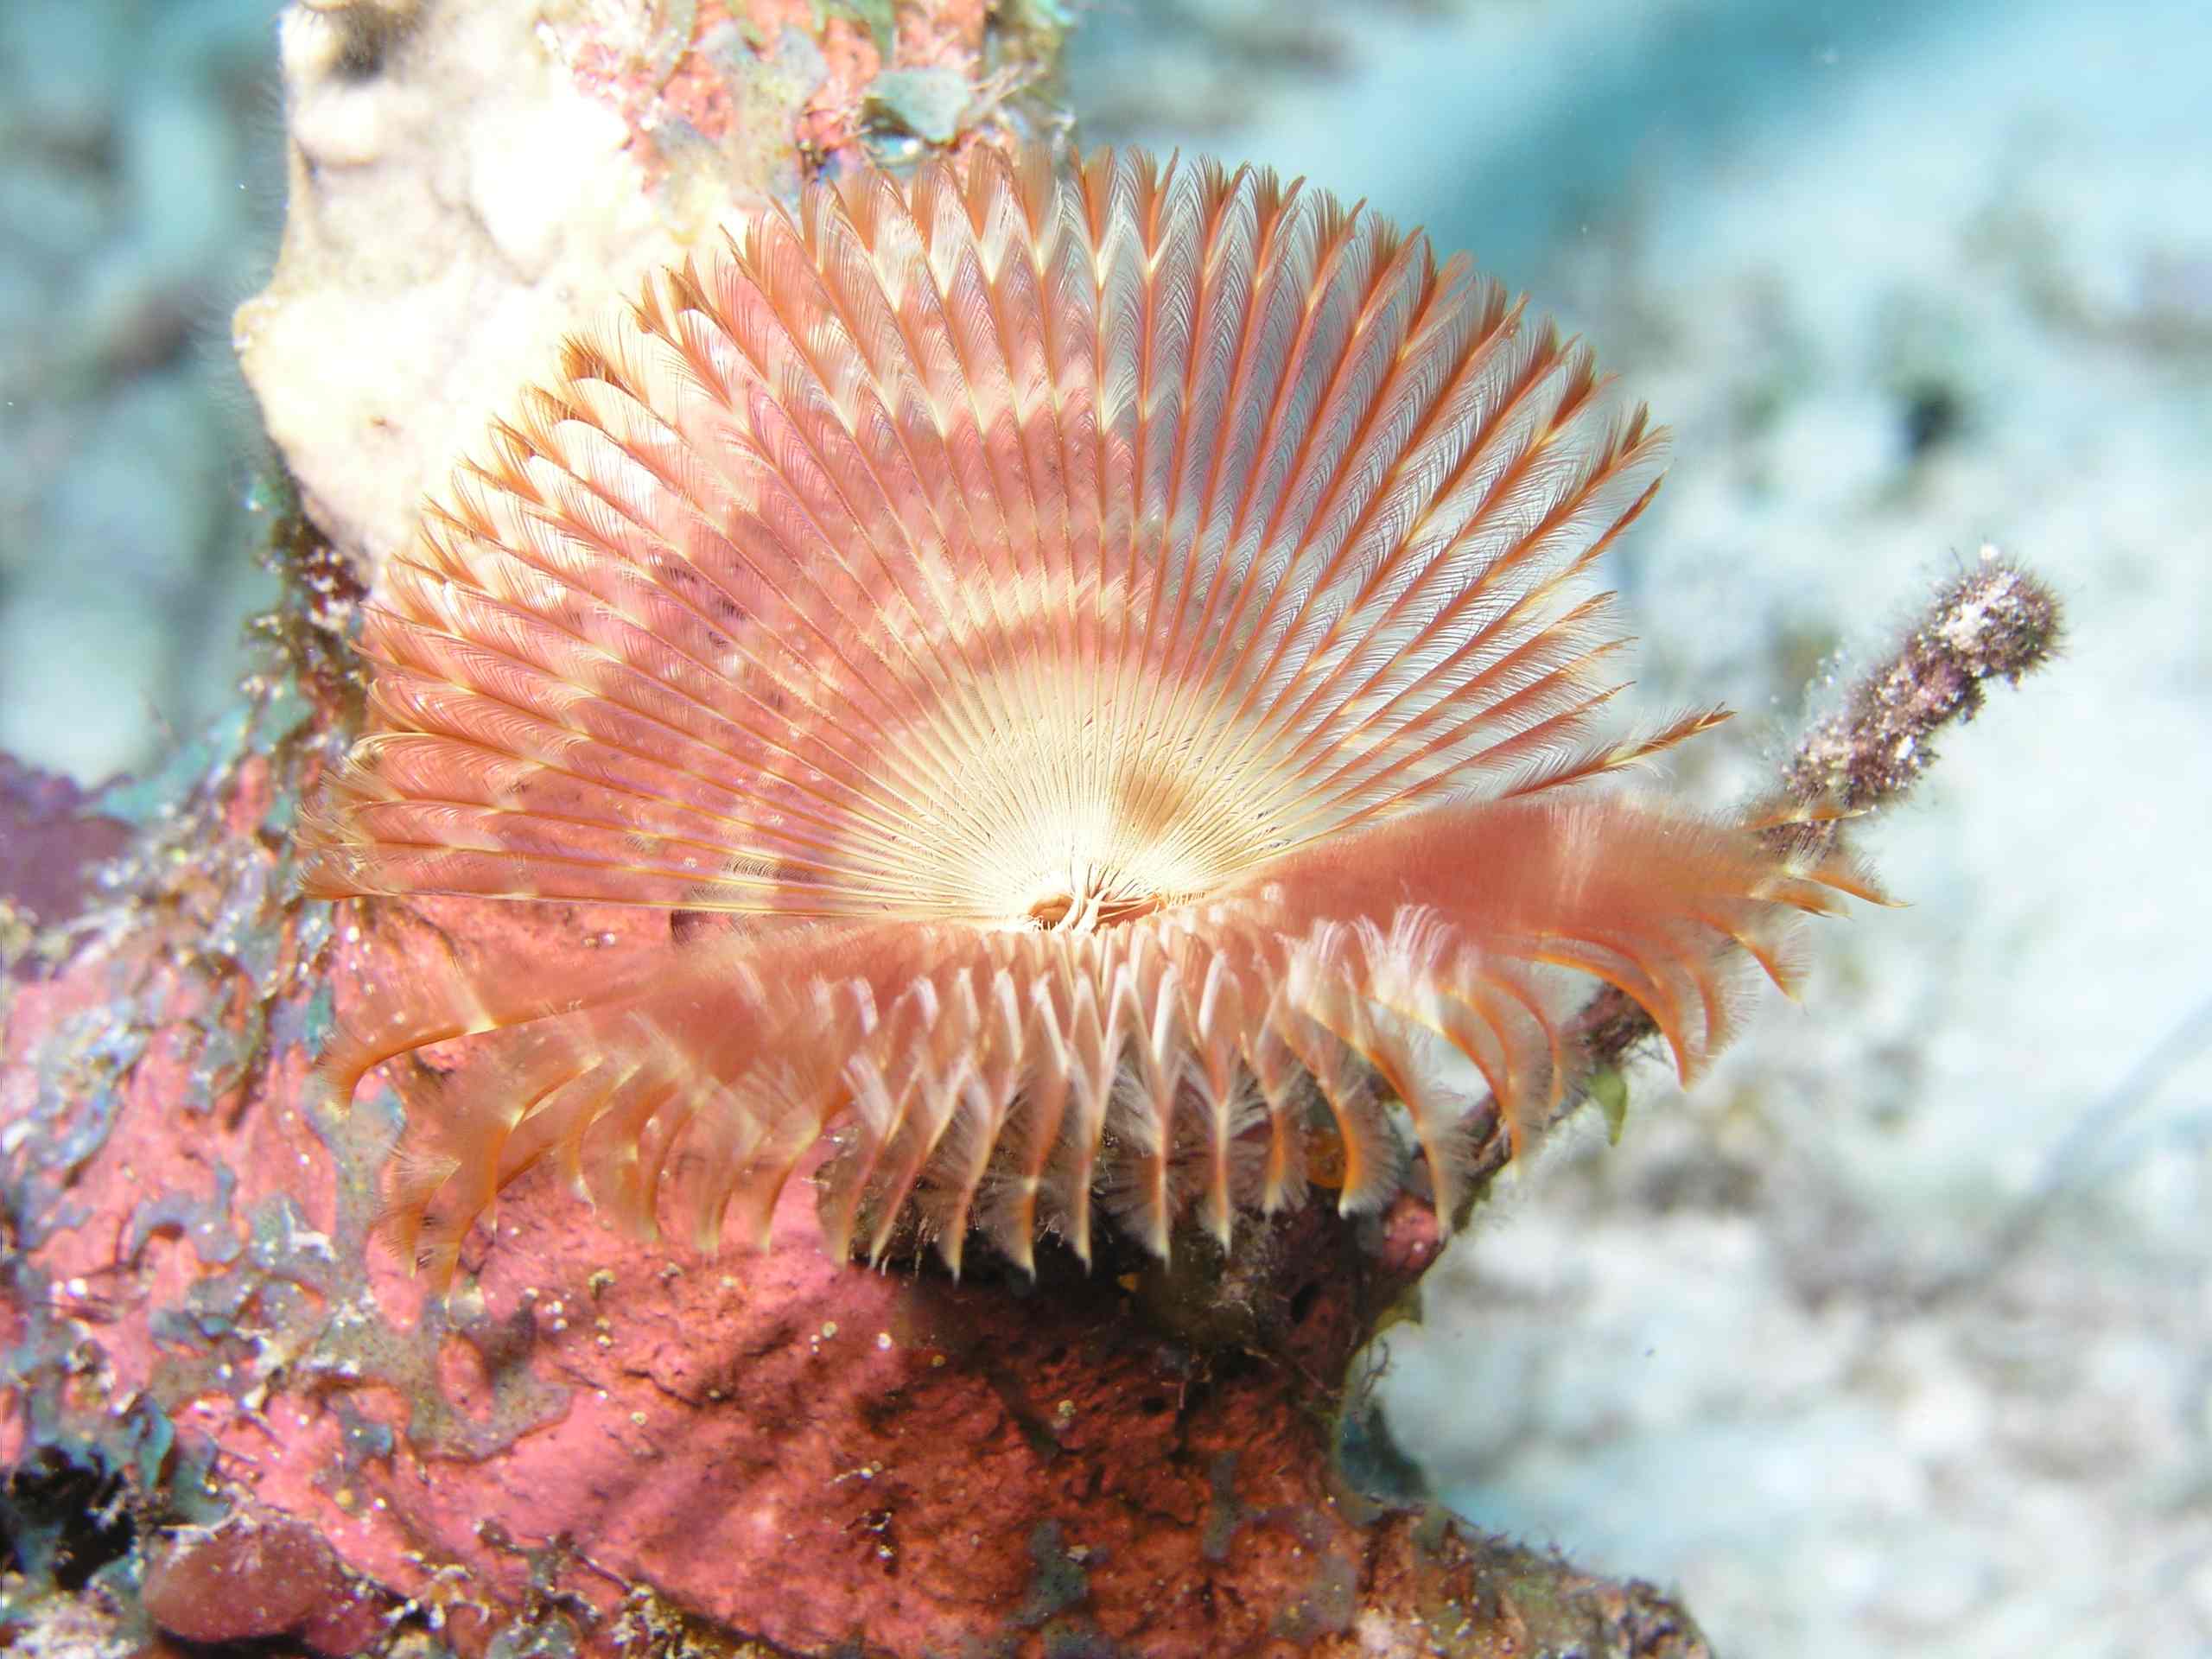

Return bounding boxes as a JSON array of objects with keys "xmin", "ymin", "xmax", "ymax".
[{"xmin": 298, "ymin": 145, "xmax": 1876, "ymax": 1285}]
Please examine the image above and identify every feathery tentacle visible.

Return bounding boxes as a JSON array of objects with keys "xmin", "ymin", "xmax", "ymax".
[{"xmin": 299, "ymin": 146, "xmax": 1875, "ymax": 1281}]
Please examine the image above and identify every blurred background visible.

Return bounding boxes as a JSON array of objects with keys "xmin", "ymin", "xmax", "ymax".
[
  {"xmin": 0, "ymin": 0, "xmax": 281, "ymax": 781},
  {"xmin": 4, "ymin": 1, "xmax": 2207, "ymax": 1652}
]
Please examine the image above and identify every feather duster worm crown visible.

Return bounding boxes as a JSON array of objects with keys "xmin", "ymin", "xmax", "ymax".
[{"xmin": 300, "ymin": 145, "xmax": 1872, "ymax": 1283}]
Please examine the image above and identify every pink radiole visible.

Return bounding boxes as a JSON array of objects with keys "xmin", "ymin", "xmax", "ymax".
[{"xmin": 299, "ymin": 145, "xmax": 1874, "ymax": 1285}]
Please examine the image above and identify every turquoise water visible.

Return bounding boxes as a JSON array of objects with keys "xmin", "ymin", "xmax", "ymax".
[{"xmin": 1, "ymin": 0, "xmax": 284, "ymax": 780}]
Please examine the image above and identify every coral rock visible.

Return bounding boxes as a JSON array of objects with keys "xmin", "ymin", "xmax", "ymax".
[
  {"xmin": 233, "ymin": 0, "xmax": 1049, "ymax": 583},
  {"xmin": 140, "ymin": 1513, "xmax": 354, "ymax": 1643}
]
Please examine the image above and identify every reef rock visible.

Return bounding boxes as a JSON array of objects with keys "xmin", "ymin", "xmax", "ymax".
[{"xmin": 232, "ymin": 0, "xmax": 1047, "ymax": 586}]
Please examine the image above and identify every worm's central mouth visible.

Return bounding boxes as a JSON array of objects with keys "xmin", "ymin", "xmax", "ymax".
[{"xmin": 1023, "ymin": 873, "xmax": 1166, "ymax": 932}]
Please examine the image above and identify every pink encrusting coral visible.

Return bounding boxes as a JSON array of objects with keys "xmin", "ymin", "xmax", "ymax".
[{"xmin": 298, "ymin": 145, "xmax": 1875, "ymax": 1284}]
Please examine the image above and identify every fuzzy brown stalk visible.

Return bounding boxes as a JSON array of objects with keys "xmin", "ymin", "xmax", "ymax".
[
  {"xmin": 1454, "ymin": 550, "xmax": 2064, "ymax": 1205},
  {"xmin": 1777, "ymin": 552, "xmax": 2063, "ymax": 829}
]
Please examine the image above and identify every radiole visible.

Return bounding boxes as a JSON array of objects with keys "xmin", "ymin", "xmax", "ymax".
[{"xmin": 299, "ymin": 145, "xmax": 1875, "ymax": 1284}]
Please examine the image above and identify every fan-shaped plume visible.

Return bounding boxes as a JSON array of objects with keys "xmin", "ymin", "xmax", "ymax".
[{"xmin": 300, "ymin": 145, "xmax": 1873, "ymax": 1283}]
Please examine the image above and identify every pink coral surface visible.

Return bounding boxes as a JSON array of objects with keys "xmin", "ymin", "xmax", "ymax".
[{"xmin": 2, "ymin": 742, "xmax": 1705, "ymax": 1656}]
